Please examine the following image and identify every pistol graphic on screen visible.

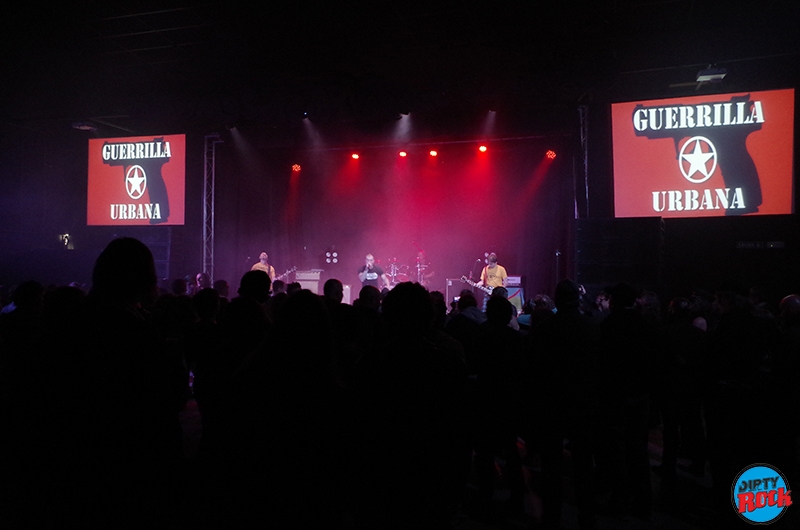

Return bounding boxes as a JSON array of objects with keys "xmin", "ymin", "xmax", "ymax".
[
  {"xmin": 102, "ymin": 137, "xmax": 171, "ymax": 223},
  {"xmin": 632, "ymin": 94, "xmax": 763, "ymax": 214}
]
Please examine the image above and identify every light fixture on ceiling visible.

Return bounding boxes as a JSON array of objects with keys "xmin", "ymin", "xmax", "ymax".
[
  {"xmin": 72, "ymin": 121, "xmax": 97, "ymax": 131},
  {"xmin": 696, "ymin": 67, "xmax": 727, "ymax": 83}
]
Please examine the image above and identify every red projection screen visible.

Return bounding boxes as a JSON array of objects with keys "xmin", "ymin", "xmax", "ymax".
[
  {"xmin": 87, "ymin": 134, "xmax": 186, "ymax": 226},
  {"xmin": 612, "ymin": 89, "xmax": 794, "ymax": 218}
]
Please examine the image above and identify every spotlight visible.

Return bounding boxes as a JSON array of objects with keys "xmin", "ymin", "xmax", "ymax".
[
  {"xmin": 546, "ymin": 150, "xmax": 557, "ymax": 160},
  {"xmin": 351, "ymin": 153, "xmax": 360, "ymax": 160},
  {"xmin": 479, "ymin": 145, "xmax": 488, "ymax": 153},
  {"xmin": 399, "ymin": 151, "xmax": 407, "ymax": 157},
  {"xmin": 292, "ymin": 164, "xmax": 302, "ymax": 172},
  {"xmin": 429, "ymin": 150, "xmax": 438, "ymax": 157},
  {"xmin": 326, "ymin": 252, "xmax": 331, "ymax": 257}
]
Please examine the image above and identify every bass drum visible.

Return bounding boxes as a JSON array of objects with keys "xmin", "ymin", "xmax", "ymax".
[{"xmin": 390, "ymin": 273, "xmax": 411, "ymax": 286}]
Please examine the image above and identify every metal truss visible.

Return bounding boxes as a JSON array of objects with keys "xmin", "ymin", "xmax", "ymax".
[{"xmin": 203, "ymin": 133, "xmax": 223, "ymax": 280}]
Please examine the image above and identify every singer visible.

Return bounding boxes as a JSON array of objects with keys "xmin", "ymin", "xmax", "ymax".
[{"xmin": 357, "ymin": 253, "xmax": 391, "ymax": 290}]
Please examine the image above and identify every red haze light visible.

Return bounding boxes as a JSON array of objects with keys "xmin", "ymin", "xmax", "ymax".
[
  {"xmin": 479, "ymin": 145, "xmax": 488, "ymax": 153},
  {"xmin": 429, "ymin": 150, "xmax": 438, "ymax": 157},
  {"xmin": 292, "ymin": 164, "xmax": 301, "ymax": 172},
  {"xmin": 399, "ymin": 151, "xmax": 407, "ymax": 157},
  {"xmin": 546, "ymin": 150, "xmax": 557, "ymax": 160},
  {"xmin": 351, "ymin": 153, "xmax": 360, "ymax": 160}
]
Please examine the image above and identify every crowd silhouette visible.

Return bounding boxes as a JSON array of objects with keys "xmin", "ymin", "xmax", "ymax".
[{"xmin": 1, "ymin": 237, "xmax": 799, "ymax": 529}]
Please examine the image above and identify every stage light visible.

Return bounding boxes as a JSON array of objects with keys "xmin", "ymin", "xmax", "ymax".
[
  {"xmin": 351, "ymin": 153, "xmax": 360, "ymax": 160},
  {"xmin": 324, "ymin": 247, "xmax": 340, "ymax": 266},
  {"xmin": 546, "ymin": 150, "xmax": 557, "ymax": 160},
  {"xmin": 399, "ymin": 151, "xmax": 407, "ymax": 157},
  {"xmin": 479, "ymin": 145, "xmax": 488, "ymax": 153},
  {"xmin": 72, "ymin": 122, "xmax": 97, "ymax": 132},
  {"xmin": 292, "ymin": 164, "xmax": 301, "ymax": 172},
  {"xmin": 429, "ymin": 150, "xmax": 438, "ymax": 157}
]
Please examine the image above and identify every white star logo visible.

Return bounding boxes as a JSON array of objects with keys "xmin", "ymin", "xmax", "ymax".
[
  {"xmin": 679, "ymin": 136, "xmax": 717, "ymax": 184},
  {"xmin": 125, "ymin": 165, "xmax": 147, "ymax": 200}
]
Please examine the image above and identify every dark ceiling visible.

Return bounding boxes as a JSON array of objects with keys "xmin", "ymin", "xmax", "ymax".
[{"xmin": 3, "ymin": 0, "xmax": 799, "ymax": 138}]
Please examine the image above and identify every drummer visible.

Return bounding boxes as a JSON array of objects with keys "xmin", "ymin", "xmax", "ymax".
[{"xmin": 413, "ymin": 251, "xmax": 435, "ymax": 287}]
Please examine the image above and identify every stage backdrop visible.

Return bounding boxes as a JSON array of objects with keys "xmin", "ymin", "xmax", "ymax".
[
  {"xmin": 612, "ymin": 89, "xmax": 794, "ymax": 218},
  {"xmin": 87, "ymin": 134, "xmax": 186, "ymax": 226}
]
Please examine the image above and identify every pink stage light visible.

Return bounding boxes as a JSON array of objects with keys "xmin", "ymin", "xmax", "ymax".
[
  {"xmin": 292, "ymin": 164, "xmax": 301, "ymax": 172},
  {"xmin": 351, "ymin": 153, "xmax": 360, "ymax": 160},
  {"xmin": 429, "ymin": 150, "xmax": 438, "ymax": 157},
  {"xmin": 399, "ymin": 151, "xmax": 407, "ymax": 157},
  {"xmin": 546, "ymin": 150, "xmax": 557, "ymax": 160},
  {"xmin": 479, "ymin": 145, "xmax": 488, "ymax": 153}
]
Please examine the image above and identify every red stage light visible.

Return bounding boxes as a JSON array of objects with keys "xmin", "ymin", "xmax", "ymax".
[
  {"xmin": 351, "ymin": 153, "xmax": 360, "ymax": 160},
  {"xmin": 292, "ymin": 164, "xmax": 301, "ymax": 172},
  {"xmin": 399, "ymin": 151, "xmax": 407, "ymax": 157},
  {"xmin": 479, "ymin": 145, "xmax": 488, "ymax": 153},
  {"xmin": 429, "ymin": 150, "xmax": 438, "ymax": 157},
  {"xmin": 546, "ymin": 150, "xmax": 557, "ymax": 160}
]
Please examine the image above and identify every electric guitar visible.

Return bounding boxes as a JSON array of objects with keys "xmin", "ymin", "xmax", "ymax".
[
  {"xmin": 275, "ymin": 266, "xmax": 297, "ymax": 282},
  {"xmin": 460, "ymin": 275, "xmax": 493, "ymax": 296}
]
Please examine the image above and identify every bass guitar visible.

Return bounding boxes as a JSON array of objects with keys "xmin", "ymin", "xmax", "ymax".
[{"xmin": 460, "ymin": 275, "xmax": 493, "ymax": 296}]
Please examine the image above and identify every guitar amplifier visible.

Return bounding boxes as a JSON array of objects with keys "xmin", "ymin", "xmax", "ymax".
[
  {"xmin": 295, "ymin": 270, "xmax": 322, "ymax": 281},
  {"xmin": 446, "ymin": 278, "xmax": 469, "ymax": 305},
  {"xmin": 506, "ymin": 275, "xmax": 522, "ymax": 287},
  {"xmin": 295, "ymin": 269, "xmax": 323, "ymax": 294}
]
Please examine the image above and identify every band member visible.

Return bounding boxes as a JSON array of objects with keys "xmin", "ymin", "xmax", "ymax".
[
  {"xmin": 357, "ymin": 254, "xmax": 390, "ymax": 290},
  {"xmin": 477, "ymin": 253, "xmax": 507, "ymax": 290},
  {"xmin": 413, "ymin": 251, "xmax": 435, "ymax": 287},
  {"xmin": 251, "ymin": 252, "xmax": 276, "ymax": 280}
]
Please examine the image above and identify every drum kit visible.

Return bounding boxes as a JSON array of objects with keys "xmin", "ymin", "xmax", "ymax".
[{"xmin": 384, "ymin": 256, "xmax": 431, "ymax": 287}]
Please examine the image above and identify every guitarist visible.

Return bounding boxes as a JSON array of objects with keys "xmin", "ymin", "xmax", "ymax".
[
  {"xmin": 250, "ymin": 251, "xmax": 276, "ymax": 281},
  {"xmin": 476, "ymin": 252, "xmax": 509, "ymax": 315},
  {"xmin": 477, "ymin": 252, "xmax": 508, "ymax": 292}
]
